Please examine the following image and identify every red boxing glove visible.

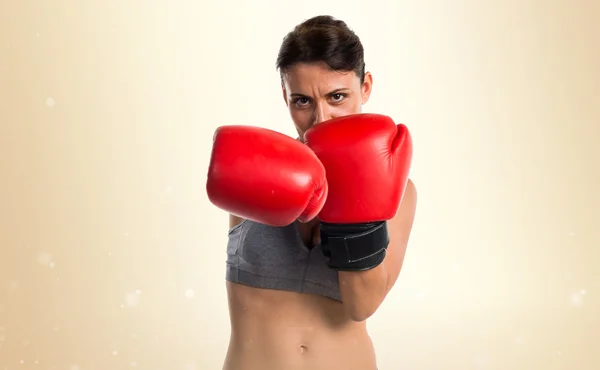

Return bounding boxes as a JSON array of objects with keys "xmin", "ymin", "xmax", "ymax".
[
  {"xmin": 207, "ymin": 126, "xmax": 328, "ymax": 227},
  {"xmin": 304, "ymin": 113, "xmax": 412, "ymax": 270}
]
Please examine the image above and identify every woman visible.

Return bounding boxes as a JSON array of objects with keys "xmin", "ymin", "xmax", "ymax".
[{"xmin": 221, "ymin": 15, "xmax": 417, "ymax": 370}]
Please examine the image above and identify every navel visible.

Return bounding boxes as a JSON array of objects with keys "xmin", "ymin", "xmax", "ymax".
[{"xmin": 299, "ymin": 344, "xmax": 308, "ymax": 354}]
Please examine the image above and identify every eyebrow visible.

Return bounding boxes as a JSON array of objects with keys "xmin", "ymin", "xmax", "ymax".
[{"xmin": 290, "ymin": 88, "xmax": 351, "ymax": 98}]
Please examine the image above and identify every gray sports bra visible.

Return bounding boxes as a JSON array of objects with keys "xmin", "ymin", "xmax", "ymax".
[{"xmin": 225, "ymin": 219, "xmax": 341, "ymax": 302}]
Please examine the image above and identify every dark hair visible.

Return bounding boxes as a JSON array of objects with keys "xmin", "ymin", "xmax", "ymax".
[{"xmin": 276, "ymin": 15, "xmax": 366, "ymax": 83}]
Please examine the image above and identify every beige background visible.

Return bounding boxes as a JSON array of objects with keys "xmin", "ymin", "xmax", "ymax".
[{"xmin": 1, "ymin": 0, "xmax": 599, "ymax": 369}]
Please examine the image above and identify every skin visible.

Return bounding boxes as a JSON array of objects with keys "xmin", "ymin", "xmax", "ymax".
[{"xmin": 223, "ymin": 61, "xmax": 418, "ymax": 370}]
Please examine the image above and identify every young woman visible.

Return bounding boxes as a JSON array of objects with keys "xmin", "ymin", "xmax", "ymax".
[{"xmin": 213, "ymin": 15, "xmax": 418, "ymax": 370}]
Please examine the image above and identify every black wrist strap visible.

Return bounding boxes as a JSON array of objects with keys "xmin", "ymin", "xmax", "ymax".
[{"xmin": 320, "ymin": 221, "xmax": 390, "ymax": 271}]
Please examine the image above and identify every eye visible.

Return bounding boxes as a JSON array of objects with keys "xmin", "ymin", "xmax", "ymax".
[
  {"xmin": 293, "ymin": 97, "xmax": 311, "ymax": 107},
  {"xmin": 330, "ymin": 93, "xmax": 347, "ymax": 103}
]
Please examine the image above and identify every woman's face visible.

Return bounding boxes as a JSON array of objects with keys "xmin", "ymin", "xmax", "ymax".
[{"xmin": 281, "ymin": 62, "xmax": 373, "ymax": 140}]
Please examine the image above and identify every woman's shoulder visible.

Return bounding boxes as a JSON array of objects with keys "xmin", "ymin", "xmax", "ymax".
[
  {"xmin": 406, "ymin": 178, "xmax": 417, "ymax": 199},
  {"xmin": 393, "ymin": 178, "xmax": 417, "ymax": 222},
  {"xmin": 400, "ymin": 178, "xmax": 417, "ymax": 207},
  {"xmin": 229, "ymin": 214, "xmax": 245, "ymax": 229}
]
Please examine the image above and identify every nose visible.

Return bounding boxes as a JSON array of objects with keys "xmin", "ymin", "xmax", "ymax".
[{"xmin": 313, "ymin": 101, "xmax": 334, "ymax": 125}]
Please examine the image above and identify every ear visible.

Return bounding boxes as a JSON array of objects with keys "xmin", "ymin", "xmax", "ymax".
[{"xmin": 361, "ymin": 72, "xmax": 373, "ymax": 104}]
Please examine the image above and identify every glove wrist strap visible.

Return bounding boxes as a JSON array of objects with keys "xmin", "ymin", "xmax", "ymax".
[{"xmin": 320, "ymin": 221, "xmax": 389, "ymax": 271}]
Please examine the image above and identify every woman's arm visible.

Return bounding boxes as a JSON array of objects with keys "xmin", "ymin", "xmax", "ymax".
[{"xmin": 338, "ymin": 179, "xmax": 418, "ymax": 321}]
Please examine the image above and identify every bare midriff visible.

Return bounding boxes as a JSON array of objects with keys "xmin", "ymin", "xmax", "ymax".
[{"xmin": 222, "ymin": 282, "xmax": 378, "ymax": 370}]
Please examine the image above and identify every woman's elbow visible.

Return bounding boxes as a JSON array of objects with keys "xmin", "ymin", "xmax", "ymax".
[{"xmin": 346, "ymin": 304, "xmax": 378, "ymax": 322}]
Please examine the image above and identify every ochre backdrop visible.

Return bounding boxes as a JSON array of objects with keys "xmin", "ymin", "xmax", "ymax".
[{"xmin": 1, "ymin": 0, "xmax": 599, "ymax": 369}]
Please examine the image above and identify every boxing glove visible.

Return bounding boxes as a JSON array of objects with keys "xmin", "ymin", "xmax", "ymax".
[
  {"xmin": 207, "ymin": 125, "xmax": 328, "ymax": 227},
  {"xmin": 304, "ymin": 113, "xmax": 412, "ymax": 271}
]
